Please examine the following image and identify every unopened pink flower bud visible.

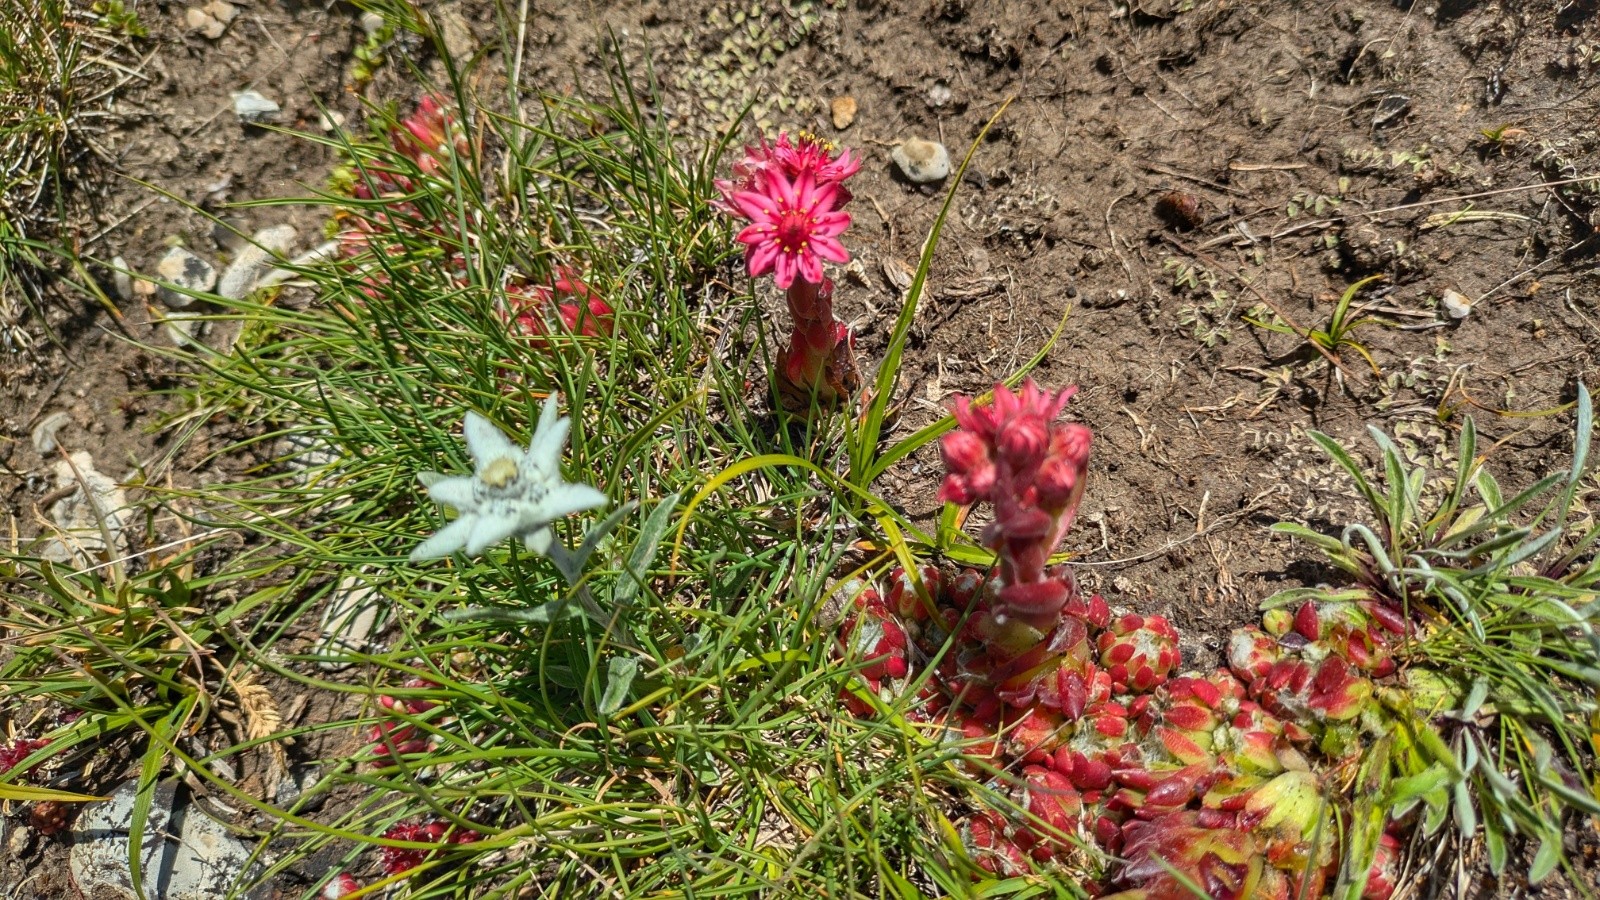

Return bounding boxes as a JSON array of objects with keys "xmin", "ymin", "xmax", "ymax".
[
  {"xmin": 1034, "ymin": 456, "xmax": 1081, "ymax": 506},
  {"xmin": 997, "ymin": 417, "xmax": 1049, "ymax": 467},
  {"xmin": 941, "ymin": 430, "xmax": 990, "ymax": 476}
]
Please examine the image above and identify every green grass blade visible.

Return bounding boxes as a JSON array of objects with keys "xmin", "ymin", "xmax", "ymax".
[{"xmin": 851, "ymin": 100, "xmax": 1013, "ymax": 485}]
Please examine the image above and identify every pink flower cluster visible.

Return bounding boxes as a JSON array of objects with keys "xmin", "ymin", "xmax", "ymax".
[
  {"xmin": 717, "ymin": 133, "xmax": 860, "ymax": 289},
  {"xmin": 0, "ymin": 737, "xmax": 48, "ymax": 777},
  {"xmin": 337, "ymin": 95, "xmax": 474, "ymax": 298},
  {"xmin": 939, "ymin": 381, "xmax": 1091, "ymax": 638},
  {"xmin": 718, "ymin": 133, "xmax": 861, "ymax": 405},
  {"xmin": 379, "ymin": 818, "xmax": 481, "ymax": 875},
  {"xmin": 323, "ymin": 817, "xmax": 483, "ymax": 897},
  {"xmin": 336, "ymin": 96, "xmax": 617, "ymax": 351},
  {"xmin": 507, "ymin": 265, "xmax": 615, "ymax": 345},
  {"xmin": 369, "ymin": 677, "xmax": 439, "ymax": 761}
]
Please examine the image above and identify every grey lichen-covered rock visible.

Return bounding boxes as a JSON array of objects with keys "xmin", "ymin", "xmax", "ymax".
[
  {"xmin": 891, "ymin": 137, "xmax": 951, "ymax": 184},
  {"xmin": 316, "ymin": 570, "xmax": 384, "ymax": 668},
  {"xmin": 231, "ymin": 89, "xmax": 281, "ymax": 124},
  {"xmin": 70, "ymin": 779, "xmax": 272, "ymax": 899},
  {"xmin": 155, "ymin": 246, "xmax": 216, "ymax": 309},
  {"xmin": 40, "ymin": 450, "xmax": 131, "ymax": 564},
  {"xmin": 219, "ymin": 224, "xmax": 297, "ymax": 300}
]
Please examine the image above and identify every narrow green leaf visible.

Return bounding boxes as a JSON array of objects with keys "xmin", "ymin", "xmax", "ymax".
[
  {"xmin": 1484, "ymin": 814, "xmax": 1509, "ymax": 873},
  {"xmin": 1468, "ymin": 528, "xmax": 1559, "ymax": 575},
  {"xmin": 1474, "ymin": 466, "xmax": 1503, "ymax": 509},
  {"xmin": 559, "ymin": 500, "xmax": 639, "ymax": 584},
  {"xmin": 612, "ymin": 492, "xmax": 681, "ymax": 606},
  {"xmin": 1529, "ymin": 834, "xmax": 1561, "ymax": 884},
  {"xmin": 1452, "ymin": 780, "xmax": 1477, "ymax": 834},
  {"xmin": 1570, "ymin": 382, "xmax": 1591, "ymax": 485},
  {"xmin": 1386, "ymin": 763, "xmax": 1454, "ymax": 809},
  {"xmin": 0, "ymin": 783, "xmax": 107, "ymax": 803},
  {"xmin": 1269, "ymin": 522, "xmax": 1346, "ymax": 555},
  {"xmin": 598, "ymin": 656, "xmax": 639, "ymax": 716},
  {"xmin": 1308, "ymin": 431, "xmax": 1386, "ymax": 521}
]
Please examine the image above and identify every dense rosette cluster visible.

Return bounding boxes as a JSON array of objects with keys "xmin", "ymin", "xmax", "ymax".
[
  {"xmin": 718, "ymin": 132, "xmax": 861, "ymax": 405},
  {"xmin": 369, "ymin": 677, "xmax": 440, "ymax": 762},
  {"xmin": 833, "ymin": 381, "xmax": 1426, "ymax": 897},
  {"xmin": 379, "ymin": 818, "xmax": 481, "ymax": 875}
]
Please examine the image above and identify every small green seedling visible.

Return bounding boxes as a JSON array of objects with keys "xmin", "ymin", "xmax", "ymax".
[{"xmin": 1246, "ymin": 274, "xmax": 1388, "ymax": 375}]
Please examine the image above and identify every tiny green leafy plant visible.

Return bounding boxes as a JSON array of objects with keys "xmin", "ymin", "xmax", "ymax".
[{"xmin": 1246, "ymin": 274, "xmax": 1389, "ymax": 375}]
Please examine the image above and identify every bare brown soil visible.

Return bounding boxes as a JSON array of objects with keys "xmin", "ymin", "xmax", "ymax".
[{"xmin": 5, "ymin": 0, "xmax": 1600, "ymax": 896}]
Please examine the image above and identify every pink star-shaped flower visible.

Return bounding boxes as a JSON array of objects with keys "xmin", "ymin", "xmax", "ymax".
[{"xmin": 728, "ymin": 169, "xmax": 851, "ymax": 288}]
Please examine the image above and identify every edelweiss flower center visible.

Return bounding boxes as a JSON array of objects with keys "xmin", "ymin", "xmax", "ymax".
[{"xmin": 480, "ymin": 456, "xmax": 519, "ymax": 489}]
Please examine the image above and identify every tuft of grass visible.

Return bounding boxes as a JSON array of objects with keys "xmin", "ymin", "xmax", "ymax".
[
  {"xmin": 0, "ymin": 0, "xmax": 143, "ymax": 347},
  {"xmin": 1245, "ymin": 274, "xmax": 1390, "ymax": 376},
  {"xmin": 1270, "ymin": 389, "xmax": 1600, "ymax": 889},
  {"xmin": 152, "ymin": 55, "xmax": 1039, "ymax": 894}
]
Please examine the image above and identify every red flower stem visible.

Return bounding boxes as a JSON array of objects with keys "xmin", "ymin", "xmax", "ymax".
[{"xmin": 782, "ymin": 276, "xmax": 845, "ymax": 394}]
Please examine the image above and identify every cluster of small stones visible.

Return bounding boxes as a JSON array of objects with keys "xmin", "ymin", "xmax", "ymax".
[{"xmin": 837, "ymin": 565, "xmax": 1409, "ymax": 898}]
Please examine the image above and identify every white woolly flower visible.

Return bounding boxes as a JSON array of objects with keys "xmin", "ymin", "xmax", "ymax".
[{"xmin": 410, "ymin": 396, "xmax": 606, "ymax": 562}]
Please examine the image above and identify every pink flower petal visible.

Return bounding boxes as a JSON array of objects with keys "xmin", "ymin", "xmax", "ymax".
[
  {"xmin": 799, "ymin": 252, "xmax": 823, "ymax": 285},
  {"xmin": 731, "ymin": 191, "xmax": 778, "ymax": 222},
  {"xmin": 812, "ymin": 236, "xmax": 850, "ymax": 264},
  {"xmin": 747, "ymin": 241, "xmax": 780, "ymax": 277},
  {"xmin": 773, "ymin": 253, "xmax": 798, "ymax": 289}
]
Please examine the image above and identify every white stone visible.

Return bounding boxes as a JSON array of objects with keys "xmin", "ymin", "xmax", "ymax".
[
  {"xmin": 1441, "ymin": 289, "xmax": 1473, "ymax": 320},
  {"xmin": 111, "ymin": 255, "xmax": 133, "ymax": 301},
  {"xmin": 891, "ymin": 138, "xmax": 951, "ymax": 184},
  {"xmin": 202, "ymin": 0, "xmax": 236, "ymax": 24},
  {"xmin": 316, "ymin": 570, "xmax": 384, "ymax": 668},
  {"xmin": 155, "ymin": 246, "xmax": 216, "ymax": 308},
  {"xmin": 219, "ymin": 224, "xmax": 297, "ymax": 300},
  {"xmin": 231, "ymin": 89, "xmax": 281, "ymax": 124},
  {"xmin": 70, "ymin": 779, "xmax": 269, "ymax": 899},
  {"xmin": 40, "ymin": 451, "xmax": 131, "ymax": 564},
  {"xmin": 184, "ymin": 6, "xmax": 225, "ymax": 39}
]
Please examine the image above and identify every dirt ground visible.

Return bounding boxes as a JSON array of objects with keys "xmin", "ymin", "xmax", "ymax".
[{"xmin": 5, "ymin": 0, "xmax": 1600, "ymax": 895}]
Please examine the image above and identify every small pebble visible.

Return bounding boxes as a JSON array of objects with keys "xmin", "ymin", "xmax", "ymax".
[
  {"xmin": 111, "ymin": 255, "xmax": 133, "ymax": 302},
  {"xmin": 891, "ymin": 138, "xmax": 951, "ymax": 184},
  {"xmin": 1154, "ymin": 191, "xmax": 1204, "ymax": 230},
  {"xmin": 360, "ymin": 10, "xmax": 385, "ymax": 36},
  {"xmin": 231, "ymin": 90, "xmax": 281, "ymax": 124},
  {"xmin": 163, "ymin": 311, "xmax": 208, "ymax": 348},
  {"xmin": 211, "ymin": 215, "xmax": 250, "ymax": 253},
  {"xmin": 1441, "ymin": 289, "xmax": 1473, "ymax": 320},
  {"xmin": 184, "ymin": 6, "xmax": 225, "ymax": 39},
  {"xmin": 830, "ymin": 95, "xmax": 857, "ymax": 130},
  {"xmin": 219, "ymin": 224, "xmax": 298, "ymax": 300},
  {"xmin": 31, "ymin": 411, "xmax": 72, "ymax": 454},
  {"xmin": 155, "ymin": 246, "xmax": 217, "ymax": 309},
  {"xmin": 202, "ymin": 0, "xmax": 236, "ymax": 24}
]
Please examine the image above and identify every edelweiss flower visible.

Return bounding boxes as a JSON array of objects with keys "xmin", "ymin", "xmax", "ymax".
[{"xmin": 410, "ymin": 397, "xmax": 606, "ymax": 561}]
